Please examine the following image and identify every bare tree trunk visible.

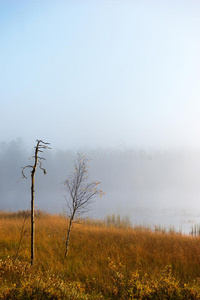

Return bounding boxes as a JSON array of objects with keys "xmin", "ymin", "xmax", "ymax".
[
  {"xmin": 63, "ymin": 153, "xmax": 104, "ymax": 259},
  {"xmin": 65, "ymin": 213, "xmax": 75, "ymax": 257},
  {"xmin": 22, "ymin": 140, "xmax": 51, "ymax": 266},
  {"xmin": 31, "ymin": 143, "xmax": 39, "ymax": 266},
  {"xmin": 31, "ymin": 171, "xmax": 35, "ymax": 265}
]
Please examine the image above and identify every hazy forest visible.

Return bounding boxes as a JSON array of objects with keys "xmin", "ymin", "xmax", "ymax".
[
  {"xmin": 1, "ymin": 139, "xmax": 200, "ymax": 298},
  {"xmin": 2, "ymin": 138, "xmax": 200, "ymax": 215},
  {"xmin": 2, "ymin": 0, "xmax": 200, "ymax": 297}
]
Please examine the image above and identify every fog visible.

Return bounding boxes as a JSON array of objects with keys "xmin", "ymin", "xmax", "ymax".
[
  {"xmin": 1, "ymin": 139, "xmax": 200, "ymax": 232},
  {"xmin": 1, "ymin": 1, "xmax": 200, "ymax": 235}
]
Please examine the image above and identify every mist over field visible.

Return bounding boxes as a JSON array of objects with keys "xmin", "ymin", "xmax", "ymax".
[
  {"xmin": 1, "ymin": 3, "xmax": 200, "ymax": 297},
  {"xmin": 1, "ymin": 1, "xmax": 200, "ymax": 233},
  {"xmin": 1, "ymin": 138, "xmax": 200, "ymax": 232}
]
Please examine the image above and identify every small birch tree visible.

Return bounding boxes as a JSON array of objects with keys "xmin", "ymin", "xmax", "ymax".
[
  {"xmin": 64, "ymin": 153, "xmax": 104, "ymax": 258},
  {"xmin": 22, "ymin": 139, "xmax": 51, "ymax": 265}
]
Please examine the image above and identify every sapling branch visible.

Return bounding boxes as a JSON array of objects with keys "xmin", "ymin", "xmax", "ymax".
[{"xmin": 64, "ymin": 153, "xmax": 104, "ymax": 258}]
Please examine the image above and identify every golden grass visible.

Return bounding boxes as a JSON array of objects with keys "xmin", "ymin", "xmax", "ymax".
[{"xmin": 1, "ymin": 211, "xmax": 200, "ymax": 299}]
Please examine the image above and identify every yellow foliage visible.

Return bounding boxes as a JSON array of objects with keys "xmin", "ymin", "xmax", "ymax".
[{"xmin": 1, "ymin": 211, "xmax": 200, "ymax": 299}]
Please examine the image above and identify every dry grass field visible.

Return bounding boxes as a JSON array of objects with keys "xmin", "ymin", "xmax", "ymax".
[{"xmin": 1, "ymin": 211, "xmax": 200, "ymax": 299}]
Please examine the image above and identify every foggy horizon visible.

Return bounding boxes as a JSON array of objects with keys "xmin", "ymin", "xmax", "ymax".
[
  {"xmin": 1, "ymin": 1, "xmax": 200, "ymax": 151},
  {"xmin": 1, "ymin": 138, "xmax": 200, "ymax": 233},
  {"xmin": 2, "ymin": 4, "xmax": 200, "ymax": 295},
  {"xmin": 1, "ymin": 1, "xmax": 200, "ymax": 232}
]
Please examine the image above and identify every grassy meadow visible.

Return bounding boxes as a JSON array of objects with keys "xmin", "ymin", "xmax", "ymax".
[{"xmin": 1, "ymin": 211, "xmax": 200, "ymax": 299}]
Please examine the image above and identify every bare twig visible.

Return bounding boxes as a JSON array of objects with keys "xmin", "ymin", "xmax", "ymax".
[
  {"xmin": 64, "ymin": 153, "xmax": 104, "ymax": 258},
  {"xmin": 13, "ymin": 210, "xmax": 30, "ymax": 263}
]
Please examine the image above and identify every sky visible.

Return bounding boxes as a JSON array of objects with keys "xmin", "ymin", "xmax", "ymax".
[
  {"xmin": 1, "ymin": 1, "xmax": 200, "ymax": 228},
  {"xmin": 1, "ymin": 0, "xmax": 200, "ymax": 151}
]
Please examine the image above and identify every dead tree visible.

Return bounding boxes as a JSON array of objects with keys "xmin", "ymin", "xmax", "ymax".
[
  {"xmin": 22, "ymin": 140, "xmax": 51, "ymax": 265},
  {"xmin": 64, "ymin": 153, "xmax": 104, "ymax": 258}
]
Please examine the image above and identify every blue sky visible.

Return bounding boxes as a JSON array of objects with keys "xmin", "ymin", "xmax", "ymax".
[{"xmin": 1, "ymin": 0, "xmax": 200, "ymax": 151}]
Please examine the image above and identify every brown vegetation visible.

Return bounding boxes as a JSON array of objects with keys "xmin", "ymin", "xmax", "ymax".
[{"xmin": 1, "ymin": 211, "xmax": 200, "ymax": 299}]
